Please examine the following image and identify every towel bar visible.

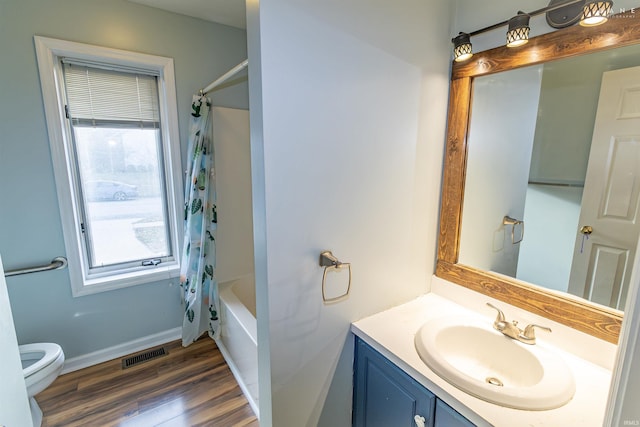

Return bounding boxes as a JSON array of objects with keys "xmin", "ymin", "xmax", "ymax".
[{"xmin": 5, "ymin": 257, "xmax": 68, "ymax": 277}]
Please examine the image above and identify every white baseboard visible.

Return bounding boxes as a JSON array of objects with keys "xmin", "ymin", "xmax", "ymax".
[
  {"xmin": 61, "ymin": 327, "xmax": 181, "ymax": 374},
  {"xmin": 216, "ymin": 339, "xmax": 260, "ymax": 419}
]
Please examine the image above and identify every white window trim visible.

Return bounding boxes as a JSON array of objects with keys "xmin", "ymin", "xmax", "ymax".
[{"xmin": 34, "ymin": 36, "xmax": 184, "ymax": 297}]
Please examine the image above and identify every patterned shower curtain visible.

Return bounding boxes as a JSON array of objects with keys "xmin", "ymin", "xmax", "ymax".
[{"xmin": 180, "ymin": 94, "xmax": 220, "ymax": 346}]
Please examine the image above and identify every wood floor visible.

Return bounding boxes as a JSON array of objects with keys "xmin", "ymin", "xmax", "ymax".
[{"xmin": 38, "ymin": 337, "xmax": 259, "ymax": 427}]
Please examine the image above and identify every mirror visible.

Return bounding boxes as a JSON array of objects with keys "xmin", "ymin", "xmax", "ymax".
[
  {"xmin": 459, "ymin": 43, "xmax": 640, "ymax": 312},
  {"xmin": 437, "ymin": 11, "xmax": 640, "ymax": 344}
]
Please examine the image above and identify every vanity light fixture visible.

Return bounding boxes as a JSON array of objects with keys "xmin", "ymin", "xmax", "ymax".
[
  {"xmin": 452, "ymin": 32, "xmax": 473, "ymax": 62},
  {"xmin": 580, "ymin": 1, "xmax": 613, "ymax": 26},
  {"xmin": 451, "ymin": 0, "xmax": 613, "ymax": 61},
  {"xmin": 506, "ymin": 12, "xmax": 531, "ymax": 47}
]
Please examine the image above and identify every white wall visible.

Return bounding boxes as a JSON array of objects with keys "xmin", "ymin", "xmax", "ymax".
[
  {"xmin": 247, "ymin": 1, "xmax": 453, "ymax": 425},
  {"xmin": 517, "ymin": 185, "xmax": 582, "ymax": 292},
  {"xmin": 529, "ymin": 48, "xmax": 640, "ymax": 186},
  {"xmin": 0, "ymin": 255, "xmax": 33, "ymax": 426},
  {"xmin": 607, "ymin": 237, "xmax": 640, "ymax": 425},
  {"xmin": 616, "ymin": 332, "xmax": 640, "ymax": 424},
  {"xmin": 458, "ymin": 66, "xmax": 542, "ymax": 276},
  {"xmin": 213, "ymin": 107, "xmax": 254, "ymax": 283}
]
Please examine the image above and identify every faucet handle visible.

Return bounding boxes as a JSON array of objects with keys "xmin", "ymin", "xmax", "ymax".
[
  {"xmin": 522, "ymin": 324, "xmax": 552, "ymax": 340},
  {"xmin": 486, "ymin": 302, "xmax": 506, "ymax": 324}
]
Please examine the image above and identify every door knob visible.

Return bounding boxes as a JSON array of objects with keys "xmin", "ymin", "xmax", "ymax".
[{"xmin": 580, "ymin": 225, "xmax": 593, "ymax": 235}]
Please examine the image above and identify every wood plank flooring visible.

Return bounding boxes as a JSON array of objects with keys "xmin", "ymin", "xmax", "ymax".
[{"xmin": 38, "ymin": 337, "xmax": 259, "ymax": 427}]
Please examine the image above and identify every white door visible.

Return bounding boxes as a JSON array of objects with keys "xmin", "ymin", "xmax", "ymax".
[
  {"xmin": 568, "ymin": 66, "xmax": 640, "ymax": 310},
  {"xmin": 0, "ymin": 255, "xmax": 34, "ymax": 426}
]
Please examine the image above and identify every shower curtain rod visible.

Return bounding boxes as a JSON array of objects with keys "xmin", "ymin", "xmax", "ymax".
[{"xmin": 200, "ymin": 59, "xmax": 249, "ymax": 95}]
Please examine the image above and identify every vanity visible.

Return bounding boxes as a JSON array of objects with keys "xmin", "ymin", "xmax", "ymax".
[
  {"xmin": 353, "ymin": 334, "xmax": 473, "ymax": 427},
  {"xmin": 351, "ymin": 278, "xmax": 615, "ymax": 427},
  {"xmin": 352, "ymin": 6, "xmax": 640, "ymax": 427}
]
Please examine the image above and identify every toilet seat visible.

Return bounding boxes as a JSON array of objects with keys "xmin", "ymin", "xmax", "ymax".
[
  {"xmin": 20, "ymin": 343, "xmax": 64, "ymax": 379},
  {"xmin": 19, "ymin": 343, "xmax": 65, "ymax": 427}
]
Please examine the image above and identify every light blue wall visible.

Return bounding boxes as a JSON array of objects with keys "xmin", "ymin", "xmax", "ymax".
[
  {"xmin": 0, "ymin": 0, "xmax": 247, "ymax": 358},
  {"xmin": 517, "ymin": 185, "xmax": 582, "ymax": 292}
]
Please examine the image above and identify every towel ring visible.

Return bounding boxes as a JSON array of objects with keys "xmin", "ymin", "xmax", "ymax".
[
  {"xmin": 319, "ymin": 251, "xmax": 352, "ymax": 303},
  {"xmin": 503, "ymin": 215, "xmax": 524, "ymax": 244}
]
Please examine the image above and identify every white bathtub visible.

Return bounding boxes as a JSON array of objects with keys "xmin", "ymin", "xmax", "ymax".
[{"xmin": 218, "ymin": 275, "xmax": 258, "ymax": 417}]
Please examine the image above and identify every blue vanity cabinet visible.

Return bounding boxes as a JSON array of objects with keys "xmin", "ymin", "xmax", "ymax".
[
  {"xmin": 353, "ymin": 337, "xmax": 436, "ymax": 427},
  {"xmin": 353, "ymin": 337, "xmax": 475, "ymax": 427},
  {"xmin": 435, "ymin": 399, "xmax": 475, "ymax": 427}
]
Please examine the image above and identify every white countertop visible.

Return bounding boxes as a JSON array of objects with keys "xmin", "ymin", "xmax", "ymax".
[{"xmin": 351, "ymin": 292, "xmax": 614, "ymax": 427}]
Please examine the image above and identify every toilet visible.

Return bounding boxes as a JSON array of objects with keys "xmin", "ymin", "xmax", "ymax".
[{"xmin": 20, "ymin": 343, "xmax": 65, "ymax": 427}]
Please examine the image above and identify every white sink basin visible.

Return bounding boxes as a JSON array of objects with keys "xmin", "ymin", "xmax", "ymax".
[{"xmin": 414, "ymin": 316, "xmax": 575, "ymax": 410}]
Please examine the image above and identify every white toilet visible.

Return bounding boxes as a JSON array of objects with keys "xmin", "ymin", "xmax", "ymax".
[{"xmin": 20, "ymin": 343, "xmax": 65, "ymax": 427}]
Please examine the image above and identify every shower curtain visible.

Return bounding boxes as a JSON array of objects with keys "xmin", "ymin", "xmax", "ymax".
[{"xmin": 180, "ymin": 94, "xmax": 220, "ymax": 346}]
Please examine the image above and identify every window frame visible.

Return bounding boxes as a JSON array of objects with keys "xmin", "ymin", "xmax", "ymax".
[{"xmin": 35, "ymin": 36, "xmax": 184, "ymax": 297}]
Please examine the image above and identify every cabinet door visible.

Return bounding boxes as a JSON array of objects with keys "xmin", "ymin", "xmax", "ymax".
[
  {"xmin": 435, "ymin": 399, "xmax": 475, "ymax": 427},
  {"xmin": 354, "ymin": 338, "xmax": 435, "ymax": 427}
]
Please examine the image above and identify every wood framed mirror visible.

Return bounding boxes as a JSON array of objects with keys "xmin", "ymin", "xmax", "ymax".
[{"xmin": 437, "ymin": 10, "xmax": 640, "ymax": 344}]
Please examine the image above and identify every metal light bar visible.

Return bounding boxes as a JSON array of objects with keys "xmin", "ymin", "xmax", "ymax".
[{"xmin": 468, "ymin": 0, "xmax": 585, "ymax": 37}]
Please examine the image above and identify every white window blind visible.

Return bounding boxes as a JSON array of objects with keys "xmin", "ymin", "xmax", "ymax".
[{"xmin": 63, "ymin": 62, "xmax": 160, "ymax": 125}]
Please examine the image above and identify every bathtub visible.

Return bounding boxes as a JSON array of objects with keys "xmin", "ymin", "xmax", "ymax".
[{"xmin": 218, "ymin": 275, "xmax": 258, "ymax": 417}]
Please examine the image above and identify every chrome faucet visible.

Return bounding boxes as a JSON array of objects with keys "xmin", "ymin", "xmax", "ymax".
[{"xmin": 486, "ymin": 302, "xmax": 551, "ymax": 345}]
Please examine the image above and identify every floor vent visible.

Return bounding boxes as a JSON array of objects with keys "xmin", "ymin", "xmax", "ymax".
[{"xmin": 122, "ymin": 347, "xmax": 168, "ymax": 369}]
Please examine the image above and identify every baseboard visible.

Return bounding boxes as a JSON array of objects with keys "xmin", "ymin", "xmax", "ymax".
[
  {"xmin": 61, "ymin": 327, "xmax": 182, "ymax": 374},
  {"xmin": 216, "ymin": 340, "xmax": 260, "ymax": 419}
]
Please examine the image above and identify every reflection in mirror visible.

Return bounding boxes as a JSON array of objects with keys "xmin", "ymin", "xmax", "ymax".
[{"xmin": 459, "ymin": 43, "xmax": 640, "ymax": 311}]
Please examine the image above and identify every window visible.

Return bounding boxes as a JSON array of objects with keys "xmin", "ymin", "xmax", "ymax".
[{"xmin": 35, "ymin": 37, "xmax": 183, "ymax": 296}]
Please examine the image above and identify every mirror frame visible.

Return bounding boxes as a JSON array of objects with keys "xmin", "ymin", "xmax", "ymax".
[{"xmin": 437, "ymin": 10, "xmax": 640, "ymax": 344}]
